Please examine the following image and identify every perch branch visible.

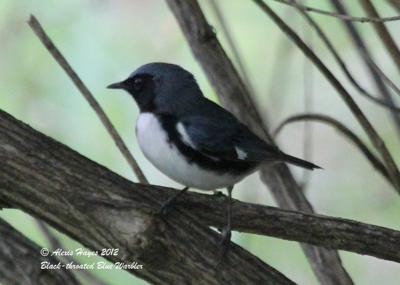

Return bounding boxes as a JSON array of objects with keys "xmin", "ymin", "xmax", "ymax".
[
  {"xmin": 0, "ymin": 109, "xmax": 295, "ymax": 285},
  {"xmin": 0, "ymin": 108, "xmax": 400, "ymax": 262},
  {"xmin": 1, "ymin": 109, "xmax": 400, "ymax": 265}
]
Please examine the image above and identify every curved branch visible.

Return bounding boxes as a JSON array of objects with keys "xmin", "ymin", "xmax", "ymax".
[
  {"xmin": 2, "ymin": 108, "xmax": 400, "ymax": 267},
  {"xmin": 287, "ymin": 0, "xmax": 400, "ymax": 112},
  {"xmin": 0, "ymin": 109, "xmax": 294, "ymax": 285},
  {"xmin": 0, "ymin": 218, "xmax": 80, "ymax": 285},
  {"xmin": 329, "ymin": 0, "xmax": 400, "ymax": 138},
  {"xmin": 273, "ymin": 114, "xmax": 392, "ymax": 186},
  {"xmin": 253, "ymin": 0, "xmax": 400, "ymax": 192}
]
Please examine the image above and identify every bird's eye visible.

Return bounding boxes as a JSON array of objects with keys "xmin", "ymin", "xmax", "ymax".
[{"xmin": 132, "ymin": 77, "xmax": 144, "ymax": 91}]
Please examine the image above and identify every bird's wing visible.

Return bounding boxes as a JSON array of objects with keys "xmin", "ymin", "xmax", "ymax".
[{"xmin": 177, "ymin": 115, "xmax": 280, "ymax": 162}]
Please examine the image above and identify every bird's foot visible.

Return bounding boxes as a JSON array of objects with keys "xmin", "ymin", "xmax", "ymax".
[
  {"xmin": 157, "ymin": 187, "xmax": 189, "ymax": 216},
  {"xmin": 217, "ymin": 227, "xmax": 231, "ymax": 265}
]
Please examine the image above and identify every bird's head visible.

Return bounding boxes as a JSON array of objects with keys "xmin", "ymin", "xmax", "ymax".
[{"xmin": 108, "ymin": 62, "xmax": 202, "ymax": 113}]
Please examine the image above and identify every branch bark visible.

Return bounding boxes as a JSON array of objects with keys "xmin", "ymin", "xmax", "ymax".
[
  {"xmin": 2, "ymin": 108, "xmax": 399, "ymax": 263},
  {"xmin": 0, "ymin": 109, "xmax": 295, "ymax": 285},
  {"xmin": 0, "ymin": 218, "xmax": 80, "ymax": 285},
  {"xmin": 165, "ymin": 0, "xmax": 354, "ymax": 284},
  {"xmin": 0, "ymin": 108, "xmax": 399, "ymax": 282}
]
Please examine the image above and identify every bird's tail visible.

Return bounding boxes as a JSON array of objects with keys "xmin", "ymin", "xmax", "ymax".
[{"xmin": 280, "ymin": 153, "xmax": 322, "ymax": 170}]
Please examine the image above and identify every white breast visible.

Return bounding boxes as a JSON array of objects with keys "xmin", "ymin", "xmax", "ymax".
[{"xmin": 136, "ymin": 113, "xmax": 244, "ymax": 190}]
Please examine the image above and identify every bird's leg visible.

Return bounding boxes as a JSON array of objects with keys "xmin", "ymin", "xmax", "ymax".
[
  {"xmin": 158, "ymin": 186, "xmax": 189, "ymax": 215},
  {"xmin": 218, "ymin": 185, "xmax": 233, "ymax": 261}
]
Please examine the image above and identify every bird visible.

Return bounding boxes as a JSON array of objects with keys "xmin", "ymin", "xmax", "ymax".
[{"xmin": 108, "ymin": 62, "xmax": 320, "ymax": 252}]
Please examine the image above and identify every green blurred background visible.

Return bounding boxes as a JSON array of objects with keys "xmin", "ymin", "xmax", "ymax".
[{"xmin": 1, "ymin": 0, "xmax": 399, "ymax": 284}]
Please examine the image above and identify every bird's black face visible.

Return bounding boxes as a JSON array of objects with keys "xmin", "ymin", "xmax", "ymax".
[{"xmin": 108, "ymin": 73, "xmax": 156, "ymax": 112}]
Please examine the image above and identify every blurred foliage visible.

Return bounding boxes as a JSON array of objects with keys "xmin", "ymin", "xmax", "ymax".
[{"xmin": 1, "ymin": 0, "xmax": 400, "ymax": 284}]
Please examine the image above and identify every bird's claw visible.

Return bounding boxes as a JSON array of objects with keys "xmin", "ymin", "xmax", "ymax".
[{"xmin": 217, "ymin": 228, "xmax": 231, "ymax": 265}]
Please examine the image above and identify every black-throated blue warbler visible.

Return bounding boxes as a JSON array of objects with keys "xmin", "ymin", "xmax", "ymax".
[{"xmin": 108, "ymin": 62, "xmax": 320, "ymax": 250}]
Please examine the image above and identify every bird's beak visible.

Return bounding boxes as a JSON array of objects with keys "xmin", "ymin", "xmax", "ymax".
[{"xmin": 107, "ymin": 81, "xmax": 126, "ymax": 90}]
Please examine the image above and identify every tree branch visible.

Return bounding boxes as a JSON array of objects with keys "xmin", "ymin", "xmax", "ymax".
[
  {"xmin": 0, "ymin": 109, "xmax": 295, "ymax": 285},
  {"xmin": 1, "ymin": 106, "xmax": 400, "ymax": 280},
  {"xmin": 0, "ymin": 218, "xmax": 80, "ymax": 285},
  {"xmin": 180, "ymin": 194, "xmax": 400, "ymax": 263},
  {"xmin": 27, "ymin": 15, "xmax": 148, "ymax": 184},
  {"xmin": 164, "ymin": 0, "xmax": 354, "ymax": 284},
  {"xmin": 1, "ymin": 108, "xmax": 400, "ymax": 267}
]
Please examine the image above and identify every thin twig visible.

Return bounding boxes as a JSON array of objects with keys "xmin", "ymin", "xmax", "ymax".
[
  {"xmin": 288, "ymin": 0, "xmax": 400, "ymax": 112},
  {"xmin": 387, "ymin": 0, "xmax": 400, "ymax": 14},
  {"xmin": 208, "ymin": 0, "xmax": 256, "ymax": 97},
  {"xmin": 253, "ymin": 0, "xmax": 400, "ymax": 192},
  {"xmin": 360, "ymin": 0, "xmax": 400, "ymax": 73},
  {"xmin": 330, "ymin": 0, "xmax": 400, "ymax": 138},
  {"xmin": 273, "ymin": 0, "xmax": 400, "ymax": 23},
  {"xmin": 273, "ymin": 113, "xmax": 393, "ymax": 186},
  {"xmin": 28, "ymin": 15, "xmax": 148, "ymax": 184},
  {"xmin": 301, "ymin": 10, "xmax": 314, "ymax": 190}
]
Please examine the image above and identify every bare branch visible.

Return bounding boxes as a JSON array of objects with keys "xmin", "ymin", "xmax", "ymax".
[
  {"xmin": 253, "ymin": 0, "xmax": 400, "ymax": 192},
  {"xmin": 27, "ymin": 15, "xmax": 148, "ymax": 184},
  {"xmin": 360, "ymin": 0, "xmax": 400, "ymax": 73},
  {"xmin": 180, "ymin": 194, "xmax": 400, "ymax": 263},
  {"xmin": 0, "ymin": 108, "xmax": 295, "ymax": 285},
  {"xmin": 273, "ymin": 0, "xmax": 400, "ymax": 23},
  {"xmin": 165, "ymin": 0, "xmax": 354, "ymax": 283},
  {"xmin": 287, "ymin": 0, "xmax": 400, "ymax": 112},
  {"xmin": 273, "ymin": 113, "xmax": 392, "ymax": 186},
  {"xmin": 329, "ymin": 0, "xmax": 400, "ymax": 138},
  {"xmin": 1, "ymin": 109, "xmax": 400, "ymax": 266},
  {"xmin": 0, "ymin": 218, "xmax": 80, "ymax": 285}
]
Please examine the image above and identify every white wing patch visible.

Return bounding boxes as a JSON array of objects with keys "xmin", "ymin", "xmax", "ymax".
[
  {"xmin": 235, "ymin": 146, "xmax": 248, "ymax": 160},
  {"xmin": 176, "ymin": 122, "xmax": 197, "ymax": 149}
]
